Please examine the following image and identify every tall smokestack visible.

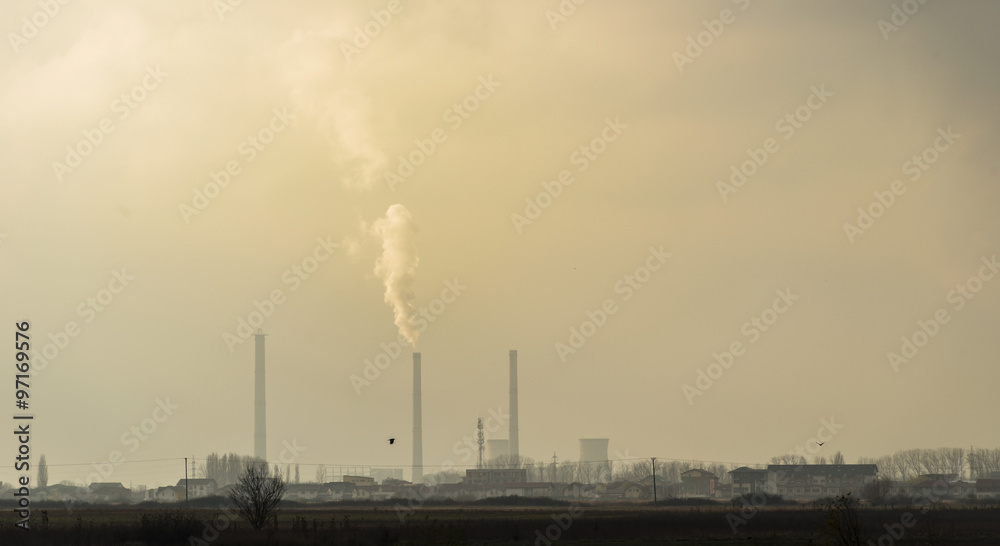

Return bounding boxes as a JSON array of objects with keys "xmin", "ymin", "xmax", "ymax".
[
  {"xmin": 254, "ymin": 330, "xmax": 267, "ymax": 461},
  {"xmin": 412, "ymin": 352, "xmax": 423, "ymax": 483},
  {"xmin": 509, "ymin": 350, "xmax": 519, "ymax": 459}
]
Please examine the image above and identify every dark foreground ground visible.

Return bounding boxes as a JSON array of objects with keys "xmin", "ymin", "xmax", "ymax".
[{"xmin": 2, "ymin": 500, "xmax": 999, "ymax": 545}]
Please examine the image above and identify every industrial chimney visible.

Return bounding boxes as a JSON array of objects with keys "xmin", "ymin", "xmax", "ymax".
[
  {"xmin": 254, "ymin": 330, "xmax": 267, "ymax": 461},
  {"xmin": 509, "ymin": 350, "xmax": 519, "ymax": 459},
  {"xmin": 412, "ymin": 352, "xmax": 423, "ymax": 484}
]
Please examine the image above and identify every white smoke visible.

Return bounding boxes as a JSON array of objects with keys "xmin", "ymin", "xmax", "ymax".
[{"xmin": 372, "ymin": 204, "xmax": 420, "ymax": 346}]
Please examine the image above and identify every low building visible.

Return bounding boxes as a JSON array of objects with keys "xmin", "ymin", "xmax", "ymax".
[
  {"xmin": 637, "ymin": 475, "xmax": 669, "ymax": 499},
  {"xmin": 729, "ymin": 467, "xmax": 776, "ymax": 497},
  {"xmin": 88, "ymin": 482, "xmax": 130, "ymax": 503},
  {"xmin": 768, "ymin": 464, "xmax": 877, "ymax": 499},
  {"xmin": 465, "ymin": 468, "xmax": 528, "ymax": 485},
  {"xmin": 154, "ymin": 486, "xmax": 180, "ymax": 502},
  {"xmin": 975, "ymin": 479, "xmax": 1000, "ymax": 499},
  {"xmin": 175, "ymin": 479, "xmax": 217, "ymax": 499},
  {"xmin": 680, "ymin": 469, "xmax": 718, "ymax": 497},
  {"xmin": 343, "ymin": 475, "xmax": 375, "ymax": 486},
  {"xmin": 949, "ymin": 481, "xmax": 976, "ymax": 499},
  {"xmin": 600, "ymin": 481, "xmax": 648, "ymax": 500},
  {"xmin": 285, "ymin": 484, "xmax": 321, "ymax": 501},
  {"xmin": 559, "ymin": 482, "xmax": 586, "ymax": 499}
]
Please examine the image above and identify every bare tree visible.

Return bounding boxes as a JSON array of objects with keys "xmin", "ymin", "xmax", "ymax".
[
  {"xmin": 229, "ymin": 461, "xmax": 286, "ymax": 531},
  {"xmin": 294, "ymin": 464, "xmax": 300, "ymax": 484},
  {"xmin": 824, "ymin": 493, "xmax": 865, "ymax": 546},
  {"xmin": 557, "ymin": 461, "xmax": 577, "ymax": 483},
  {"xmin": 314, "ymin": 465, "xmax": 326, "ymax": 484},
  {"xmin": 37, "ymin": 454, "xmax": 48, "ymax": 488},
  {"xmin": 771, "ymin": 454, "xmax": 807, "ymax": 465},
  {"xmin": 861, "ymin": 476, "xmax": 892, "ymax": 506},
  {"xmin": 832, "ymin": 451, "xmax": 846, "ymax": 465}
]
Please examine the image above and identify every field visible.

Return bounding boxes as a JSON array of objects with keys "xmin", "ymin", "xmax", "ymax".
[{"xmin": 2, "ymin": 499, "xmax": 999, "ymax": 545}]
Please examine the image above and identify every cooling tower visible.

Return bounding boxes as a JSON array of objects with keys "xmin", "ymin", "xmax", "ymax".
[
  {"xmin": 486, "ymin": 439, "xmax": 509, "ymax": 461},
  {"xmin": 412, "ymin": 352, "xmax": 423, "ymax": 484},
  {"xmin": 509, "ymin": 350, "xmax": 519, "ymax": 459},
  {"xmin": 254, "ymin": 331, "xmax": 267, "ymax": 460},
  {"xmin": 579, "ymin": 438, "xmax": 609, "ymax": 470}
]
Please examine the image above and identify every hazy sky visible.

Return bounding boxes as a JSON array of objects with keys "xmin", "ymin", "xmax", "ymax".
[{"xmin": 2, "ymin": 1, "xmax": 999, "ymax": 488}]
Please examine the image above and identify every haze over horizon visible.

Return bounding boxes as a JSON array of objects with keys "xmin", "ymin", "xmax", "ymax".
[{"xmin": 2, "ymin": 0, "xmax": 999, "ymax": 489}]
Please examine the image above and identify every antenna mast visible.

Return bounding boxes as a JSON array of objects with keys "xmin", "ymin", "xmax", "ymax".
[{"xmin": 476, "ymin": 418, "xmax": 485, "ymax": 469}]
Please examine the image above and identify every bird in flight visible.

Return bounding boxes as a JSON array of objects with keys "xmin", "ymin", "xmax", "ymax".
[
  {"xmin": 388, "ymin": 438, "xmax": 395, "ymax": 445},
  {"xmin": 816, "ymin": 441, "xmax": 825, "ymax": 446}
]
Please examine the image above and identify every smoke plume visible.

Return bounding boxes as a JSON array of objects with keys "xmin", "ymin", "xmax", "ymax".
[{"xmin": 372, "ymin": 204, "xmax": 420, "ymax": 346}]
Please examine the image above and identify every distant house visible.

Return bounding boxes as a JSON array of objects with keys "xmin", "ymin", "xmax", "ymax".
[
  {"xmin": 560, "ymin": 482, "xmax": 586, "ymax": 499},
  {"xmin": 975, "ymin": 479, "xmax": 1000, "ymax": 499},
  {"xmin": 176, "ymin": 479, "xmax": 218, "ymax": 499},
  {"xmin": 680, "ymin": 469, "xmax": 718, "ymax": 497},
  {"xmin": 154, "ymin": 486, "xmax": 180, "ymax": 502},
  {"xmin": 88, "ymin": 482, "xmax": 130, "ymax": 503},
  {"xmin": 637, "ymin": 475, "xmax": 669, "ymax": 499},
  {"xmin": 285, "ymin": 484, "xmax": 320, "ymax": 501},
  {"xmin": 729, "ymin": 467, "xmax": 776, "ymax": 497},
  {"xmin": 949, "ymin": 481, "xmax": 976, "ymax": 499},
  {"xmin": 41, "ymin": 484, "xmax": 87, "ymax": 502},
  {"xmin": 768, "ymin": 464, "xmax": 877, "ymax": 499}
]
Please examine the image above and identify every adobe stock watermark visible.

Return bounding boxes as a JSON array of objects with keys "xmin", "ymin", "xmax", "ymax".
[
  {"xmin": 683, "ymin": 287, "xmax": 798, "ymax": 404},
  {"xmin": 340, "ymin": 0, "xmax": 406, "ymax": 63},
  {"xmin": 717, "ymin": 84, "xmax": 833, "ymax": 201},
  {"xmin": 511, "ymin": 117, "xmax": 628, "ymax": 234},
  {"xmin": 7, "ymin": 0, "xmax": 72, "ymax": 53},
  {"xmin": 878, "ymin": 0, "xmax": 931, "ymax": 41},
  {"xmin": 180, "ymin": 107, "xmax": 296, "ymax": 223},
  {"xmin": 212, "ymin": 0, "xmax": 245, "ymax": 22},
  {"xmin": 350, "ymin": 278, "xmax": 467, "ymax": 394},
  {"xmin": 727, "ymin": 416, "xmax": 843, "ymax": 533},
  {"xmin": 554, "ymin": 246, "xmax": 670, "ymax": 363},
  {"xmin": 888, "ymin": 254, "xmax": 998, "ymax": 372},
  {"xmin": 545, "ymin": 0, "xmax": 587, "ymax": 31},
  {"xmin": 842, "ymin": 126, "xmax": 958, "ymax": 244},
  {"xmin": 52, "ymin": 65, "xmax": 167, "ymax": 182},
  {"xmin": 223, "ymin": 236, "xmax": 339, "ymax": 353},
  {"xmin": 673, "ymin": 0, "xmax": 751, "ymax": 73},
  {"xmin": 385, "ymin": 75, "xmax": 501, "ymax": 191},
  {"xmin": 30, "ymin": 269, "xmax": 136, "ymax": 376}
]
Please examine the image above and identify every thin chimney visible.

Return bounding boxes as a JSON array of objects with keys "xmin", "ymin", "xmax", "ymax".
[
  {"xmin": 254, "ymin": 330, "xmax": 267, "ymax": 460},
  {"xmin": 509, "ymin": 350, "xmax": 519, "ymax": 459},
  {"xmin": 412, "ymin": 352, "xmax": 423, "ymax": 483}
]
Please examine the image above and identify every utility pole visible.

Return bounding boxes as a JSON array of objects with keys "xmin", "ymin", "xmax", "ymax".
[
  {"xmin": 184, "ymin": 457, "xmax": 189, "ymax": 506},
  {"xmin": 651, "ymin": 457, "xmax": 657, "ymax": 504}
]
